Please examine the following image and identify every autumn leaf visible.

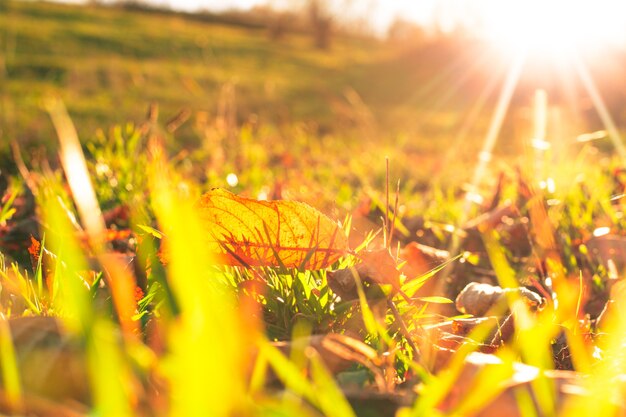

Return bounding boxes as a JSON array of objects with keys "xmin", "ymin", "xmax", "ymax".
[
  {"xmin": 455, "ymin": 282, "xmax": 544, "ymax": 317},
  {"xmin": 327, "ymin": 249, "xmax": 401, "ymax": 301},
  {"xmin": 400, "ymin": 242, "xmax": 450, "ymax": 281},
  {"xmin": 197, "ymin": 189, "xmax": 349, "ymax": 270}
]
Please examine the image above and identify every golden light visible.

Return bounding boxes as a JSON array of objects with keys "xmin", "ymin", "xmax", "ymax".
[{"xmin": 479, "ymin": 0, "xmax": 626, "ymax": 58}]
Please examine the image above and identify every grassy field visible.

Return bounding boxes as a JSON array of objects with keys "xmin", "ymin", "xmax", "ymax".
[
  {"xmin": 1, "ymin": 1, "xmax": 416, "ymax": 140},
  {"xmin": 0, "ymin": 1, "xmax": 490, "ymax": 208},
  {"xmin": 1, "ymin": 1, "xmax": 542, "ymax": 163},
  {"xmin": 3, "ymin": 0, "xmax": 624, "ymax": 185},
  {"xmin": 2, "ymin": 2, "xmax": 626, "ymax": 417}
]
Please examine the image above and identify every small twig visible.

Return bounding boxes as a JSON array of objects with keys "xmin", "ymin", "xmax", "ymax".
[
  {"xmin": 489, "ymin": 313, "xmax": 515, "ymax": 346},
  {"xmin": 10, "ymin": 140, "xmax": 38, "ymax": 194},
  {"xmin": 166, "ymin": 108, "xmax": 191, "ymax": 133},
  {"xmin": 388, "ymin": 180, "xmax": 400, "ymax": 246},
  {"xmin": 527, "ymin": 275, "xmax": 552, "ymax": 305},
  {"xmin": 385, "ymin": 157, "xmax": 389, "ymax": 249}
]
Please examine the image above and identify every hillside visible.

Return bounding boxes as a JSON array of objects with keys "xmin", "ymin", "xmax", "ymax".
[
  {"xmin": 0, "ymin": 2, "xmax": 394, "ymax": 141},
  {"xmin": 2, "ymin": 1, "xmax": 626, "ymax": 173},
  {"xmin": 0, "ymin": 1, "xmax": 514, "ymax": 154}
]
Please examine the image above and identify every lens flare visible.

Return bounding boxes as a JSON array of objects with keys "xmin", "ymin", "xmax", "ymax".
[{"xmin": 479, "ymin": 0, "xmax": 626, "ymax": 58}]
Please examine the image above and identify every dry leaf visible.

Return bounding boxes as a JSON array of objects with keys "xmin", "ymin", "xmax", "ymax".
[
  {"xmin": 359, "ymin": 249, "xmax": 402, "ymax": 289},
  {"xmin": 455, "ymin": 282, "xmax": 544, "ymax": 317},
  {"xmin": 437, "ymin": 352, "xmax": 619, "ymax": 417},
  {"xmin": 271, "ymin": 334, "xmax": 361, "ymax": 375},
  {"xmin": 327, "ymin": 249, "xmax": 402, "ymax": 301},
  {"xmin": 586, "ymin": 234, "xmax": 626, "ymax": 272},
  {"xmin": 2, "ymin": 317, "xmax": 89, "ymax": 405},
  {"xmin": 197, "ymin": 189, "xmax": 348, "ymax": 269},
  {"xmin": 400, "ymin": 242, "xmax": 450, "ymax": 281}
]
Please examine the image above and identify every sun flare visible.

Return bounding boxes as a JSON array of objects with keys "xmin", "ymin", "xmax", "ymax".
[{"xmin": 479, "ymin": 0, "xmax": 626, "ymax": 58}]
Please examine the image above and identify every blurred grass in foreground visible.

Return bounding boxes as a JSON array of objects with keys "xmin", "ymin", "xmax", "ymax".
[
  {"xmin": 1, "ymin": 1, "xmax": 626, "ymax": 415},
  {"xmin": 0, "ymin": 96, "xmax": 624, "ymax": 416}
]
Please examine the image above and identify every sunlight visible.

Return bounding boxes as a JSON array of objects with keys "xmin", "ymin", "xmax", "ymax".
[
  {"xmin": 479, "ymin": 0, "xmax": 626, "ymax": 58},
  {"xmin": 466, "ymin": 51, "xmax": 526, "ymax": 206},
  {"xmin": 442, "ymin": 51, "xmax": 526, "ymax": 271},
  {"xmin": 573, "ymin": 53, "xmax": 626, "ymax": 164}
]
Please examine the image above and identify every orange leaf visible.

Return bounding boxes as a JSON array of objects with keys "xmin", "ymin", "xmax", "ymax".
[
  {"xmin": 400, "ymin": 241, "xmax": 450, "ymax": 280},
  {"xmin": 28, "ymin": 235, "xmax": 41, "ymax": 263},
  {"xmin": 197, "ymin": 189, "xmax": 349, "ymax": 270},
  {"xmin": 359, "ymin": 249, "xmax": 402, "ymax": 289}
]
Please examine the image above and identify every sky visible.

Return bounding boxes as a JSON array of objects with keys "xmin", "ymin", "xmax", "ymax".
[{"xmin": 50, "ymin": 0, "xmax": 626, "ymax": 44}]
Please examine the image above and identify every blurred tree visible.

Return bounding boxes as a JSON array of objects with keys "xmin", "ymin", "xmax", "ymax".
[
  {"xmin": 308, "ymin": 0, "xmax": 332, "ymax": 49},
  {"xmin": 387, "ymin": 17, "xmax": 428, "ymax": 44},
  {"xmin": 268, "ymin": 12, "xmax": 289, "ymax": 41}
]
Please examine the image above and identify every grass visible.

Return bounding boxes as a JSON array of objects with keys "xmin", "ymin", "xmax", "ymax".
[
  {"xmin": 0, "ymin": 0, "xmax": 566, "ymax": 167},
  {"xmin": 0, "ymin": 110, "xmax": 624, "ymax": 415},
  {"xmin": 1, "ymin": 0, "xmax": 393, "ymax": 145},
  {"xmin": 2, "ymin": 1, "xmax": 626, "ymax": 416}
]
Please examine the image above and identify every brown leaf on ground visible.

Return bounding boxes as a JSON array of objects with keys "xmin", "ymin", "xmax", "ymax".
[
  {"xmin": 437, "ymin": 352, "xmax": 626, "ymax": 417},
  {"xmin": 421, "ymin": 318, "xmax": 504, "ymax": 371},
  {"xmin": 327, "ymin": 249, "xmax": 403, "ymax": 301},
  {"xmin": 197, "ymin": 189, "xmax": 349, "ymax": 270},
  {"xmin": 271, "ymin": 333, "xmax": 369, "ymax": 376},
  {"xmin": 359, "ymin": 249, "xmax": 402, "ymax": 289},
  {"xmin": 455, "ymin": 282, "xmax": 544, "ymax": 317},
  {"xmin": 586, "ymin": 234, "xmax": 626, "ymax": 273},
  {"xmin": 1, "ymin": 317, "xmax": 89, "ymax": 406},
  {"xmin": 400, "ymin": 242, "xmax": 450, "ymax": 281}
]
